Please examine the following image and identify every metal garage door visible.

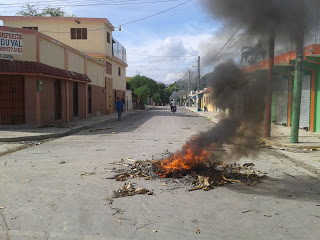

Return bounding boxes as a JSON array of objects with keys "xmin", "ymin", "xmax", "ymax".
[
  {"xmin": 0, "ymin": 75, "xmax": 25, "ymax": 125},
  {"xmin": 299, "ymin": 75, "xmax": 310, "ymax": 129},
  {"xmin": 274, "ymin": 75, "xmax": 288, "ymax": 125}
]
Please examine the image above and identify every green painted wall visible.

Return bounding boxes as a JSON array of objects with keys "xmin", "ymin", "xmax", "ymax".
[{"xmin": 290, "ymin": 59, "xmax": 320, "ymax": 133}]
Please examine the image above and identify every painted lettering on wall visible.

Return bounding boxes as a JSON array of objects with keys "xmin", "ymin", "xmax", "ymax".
[{"xmin": 0, "ymin": 31, "xmax": 23, "ymax": 55}]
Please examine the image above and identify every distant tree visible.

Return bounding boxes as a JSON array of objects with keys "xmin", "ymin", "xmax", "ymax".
[
  {"xmin": 135, "ymin": 86, "xmax": 150, "ymax": 107},
  {"xmin": 16, "ymin": 4, "xmax": 75, "ymax": 17},
  {"xmin": 241, "ymin": 42, "xmax": 266, "ymax": 65},
  {"xmin": 41, "ymin": 7, "xmax": 75, "ymax": 17},
  {"xmin": 152, "ymin": 93, "xmax": 161, "ymax": 105},
  {"xmin": 129, "ymin": 75, "xmax": 159, "ymax": 96},
  {"xmin": 16, "ymin": 4, "xmax": 39, "ymax": 16}
]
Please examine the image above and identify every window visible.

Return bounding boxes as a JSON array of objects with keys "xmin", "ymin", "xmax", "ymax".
[
  {"xmin": 107, "ymin": 32, "xmax": 110, "ymax": 44},
  {"xmin": 118, "ymin": 67, "xmax": 121, "ymax": 76},
  {"xmin": 22, "ymin": 27, "xmax": 38, "ymax": 31},
  {"xmin": 70, "ymin": 28, "xmax": 87, "ymax": 39},
  {"xmin": 106, "ymin": 61, "xmax": 112, "ymax": 75}
]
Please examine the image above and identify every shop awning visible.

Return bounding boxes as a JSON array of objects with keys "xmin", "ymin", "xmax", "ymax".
[{"xmin": 0, "ymin": 59, "xmax": 91, "ymax": 82}]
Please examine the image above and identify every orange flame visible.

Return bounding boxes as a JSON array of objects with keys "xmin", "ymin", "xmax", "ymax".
[{"xmin": 156, "ymin": 144, "xmax": 211, "ymax": 177}]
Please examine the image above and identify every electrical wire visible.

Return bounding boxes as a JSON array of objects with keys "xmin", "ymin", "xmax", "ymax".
[
  {"xmin": 201, "ymin": 30, "xmax": 248, "ymax": 71},
  {"xmin": 119, "ymin": 0, "xmax": 191, "ymax": 26},
  {"xmin": 39, "ymin": 0, "xmax": 192, "ymax": 33},
  {"xmin": 200, "ymin": 23, "xmax": 243, "ymax": 70},
  {"xmin": 128, "ymin": 52, "xmax": 197, "ymax": 58},
  {"xmin": 1, "ymin": 0, "xmax": 181, "ymax": 8}
]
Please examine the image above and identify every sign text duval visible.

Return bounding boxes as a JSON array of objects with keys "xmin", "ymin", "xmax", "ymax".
[{"xmin": 0, "ymin": 30, "xmax": 23, "ymax": 56}]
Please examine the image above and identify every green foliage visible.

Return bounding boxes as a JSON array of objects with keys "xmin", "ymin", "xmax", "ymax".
[
  {"xmin": 129, "ymin": 75, "xmax": 159, "ymax": 96},
  {"xmin": 16, "ymin": 4, "xmax": 39, "ymax": 16},
  {"xmin": 241, "ymin": 42, "xmax": 266, "ymax": 65},
  {"xmin": 128, "ymin": 75, "xmax": 175, "ymax": 106},
  {"xmin": 16, "ymin": 4, "xmax": 75, "ymax": 17},
  {"xmin": 135, "ymin": 86, "xmax": 150, "ymax": 105},
  {"xmin": 152, "ymin": 93, "xmax": 161, "ymax": 104}
]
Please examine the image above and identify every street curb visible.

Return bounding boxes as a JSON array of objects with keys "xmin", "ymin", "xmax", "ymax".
[
  {"xmin": 185, "ymin": 107, "xmax": 320, "ymax": 150},
  {"xmin": 260, "ymin": 137, "xmax": 320, "ymax": 150},
  {"xmin": 0, "ymin": 110, "xmax": 141, "ymax": 143}
]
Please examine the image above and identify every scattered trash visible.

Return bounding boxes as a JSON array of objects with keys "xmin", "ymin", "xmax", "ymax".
[
  {"xmin": 195, "ymin": 228, "xmax": 200, "ymax": 234},
  {"xmin": 24, "ymin": 179, "xmax": 31, "ymax": 182},
  {"xmin": 150, "ymin": 229, "xmax": 157, "ymax": 233},
  {"xmin": 278, "ymin": 224, "xmax": 283, "ymax": 228},
  {"xmin": 107, "ymin": 158, "xmax": 266, "ymax": 192},
  {"xmin": 80, "ymin": 172, "xmax": 96, "ymax": 178},
  {"xmin": 264, "ymin": 215, "xmax": 272, "ymax": 217},
  {"xmin": 59, "ymin": 161, "xmax": 66, "ymax": 164},
  {"xmin": 113, "ymin": 182, "xmax": 153, "ymax": 198},
  {"xmin": 242, "ymin": 209, "xmax": 252, "ymax": 213},
  {"xmin": 111, "ymin": 159, "xmax": 129, "ymax": 167},
  {"xmin": 11, "ymin": 216, "xmax": 16, "ymax": 220},
  {"xmin": 0, "ymin": 206, "xmax": 5, "ymax": 209}
]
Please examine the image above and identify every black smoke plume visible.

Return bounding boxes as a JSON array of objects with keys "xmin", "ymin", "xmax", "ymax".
[
  {"xmin": 202, "ymin": 0, "xmax": 320, "ymax": 37},
  {"xmin": 183, "ymin": 60, "xmax": 266, "ymax": 162}
]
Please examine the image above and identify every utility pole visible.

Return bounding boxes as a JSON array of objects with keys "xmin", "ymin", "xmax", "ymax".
[
  {"xmin": 188, "ymin": 70, "xmax": 190, "ymax": 106},
  {"xmin": 197, "ymin": 56, "xmax": 201, "ymax": 110},
  {"xmin": 290, "ymin": 27, "xmax": 305, "ymax": 143},
  {"xmin": 264, "ymin": 27, "xmax": 275, "ymax": 137}
]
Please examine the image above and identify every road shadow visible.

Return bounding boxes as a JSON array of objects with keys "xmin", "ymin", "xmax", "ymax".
[
  {"xmin": 226, "ymin": 174, "xmax": 320, "ymax": 203},
  {"xmin": 76, "ymin": 107, "xmax": 205, "ymax": 136}
]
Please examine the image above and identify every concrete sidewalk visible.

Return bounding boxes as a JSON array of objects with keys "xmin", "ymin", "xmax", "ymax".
[
  {"xmin": 0, "ymin": 109, "xmax": 143, "ymax": 142},
  {"xmin": 185, "ymin": 106, "xmax": 320, "ymax": 176},
  {"xmin": 185, "ymin": 106, "xmax": 320, "ymax": 150}
]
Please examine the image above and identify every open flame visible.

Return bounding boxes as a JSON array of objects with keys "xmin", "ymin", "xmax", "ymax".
[{"xmin": 155, "ymin": 143, "xmax": 213, "ymax": 178}]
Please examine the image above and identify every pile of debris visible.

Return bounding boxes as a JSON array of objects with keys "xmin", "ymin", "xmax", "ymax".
[
  {"xmin": 108, "ymin": 158, "xmax": 267, "ymax": 193},
  {"xmin": 113, "ymin": 182, "xmax": 153, "ymax": 198}
]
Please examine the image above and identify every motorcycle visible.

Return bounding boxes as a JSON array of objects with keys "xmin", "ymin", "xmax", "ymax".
[{"xmin": 171, "ymin": 105, "xmax": 177, "ymax": 113}]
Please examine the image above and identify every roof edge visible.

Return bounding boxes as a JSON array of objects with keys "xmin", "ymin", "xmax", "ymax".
[{"xmin": 0, "ymin": 16, "xmax": 114, "ymax": 31}]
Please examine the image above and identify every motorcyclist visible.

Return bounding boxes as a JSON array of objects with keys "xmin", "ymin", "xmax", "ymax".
[{"xmin": 170, "ymin": 99, "xmax": 176, "ymax": 112}]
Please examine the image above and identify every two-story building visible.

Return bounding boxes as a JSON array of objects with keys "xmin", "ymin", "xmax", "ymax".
[
  {"xmin": 0, "ymin": 16, "xmax": 128, "ymax": 114},
  {"xmin": 0, "ymin": 26, "xmax": 106, "ymax": 126}
]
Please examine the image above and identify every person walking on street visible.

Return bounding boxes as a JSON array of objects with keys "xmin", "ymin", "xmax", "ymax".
[{"xmin": 116, "ymin": 97, "xmax": 123, "ymax": 120}]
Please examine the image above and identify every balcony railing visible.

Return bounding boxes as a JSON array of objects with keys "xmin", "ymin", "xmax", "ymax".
[{"xmin": 112, "ymin": 38, "xmax": 127, "ymax": 64}]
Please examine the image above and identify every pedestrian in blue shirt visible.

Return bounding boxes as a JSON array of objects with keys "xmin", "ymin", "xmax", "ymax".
[{"xmin": 115, "ymin": 97, "xmax": 123, "ymax": 120}]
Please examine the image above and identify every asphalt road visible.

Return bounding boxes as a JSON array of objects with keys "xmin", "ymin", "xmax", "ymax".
[{"xmin": 0, "ymin": 107, "xmax": 319, "ymax": 240}]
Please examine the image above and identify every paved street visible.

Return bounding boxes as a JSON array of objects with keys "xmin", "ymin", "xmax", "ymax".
[{"xmin": 0, "ymin": 107, "xmax": 319, "ymax": 240}]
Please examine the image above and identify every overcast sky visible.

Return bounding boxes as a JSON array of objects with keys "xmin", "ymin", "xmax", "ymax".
[{"xmin": 0, "ymin": 0, "xmax": 248, "ymax": 84}]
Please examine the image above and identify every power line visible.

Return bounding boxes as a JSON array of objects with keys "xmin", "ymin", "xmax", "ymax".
[
  {"xmin": 15, "ymin": 0, "xmax": 183, "ymax": 9},
  {"xmin": 39, "ymin": 0, "xmax": 192, "ymax": 33},
  {"xmin": 200, "ymin": 23, "xmax": 243, "ymax": 70},
  {"xmin": 201, "ymin": 30, "xmax": 248, "ymax": 71},
  {"xmin": 120, "ymin": 0, "xmax": 191, "ymax": 26},
  {"xmin": 2, "ymin": 0, "xmax": 181, "ymax": 8},
  {"xmin": 128, "ymin": 52, "xmax": 197, "ymax": 58}
]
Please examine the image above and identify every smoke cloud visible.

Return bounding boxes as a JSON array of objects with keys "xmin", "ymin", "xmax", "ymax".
[
  {"xmin": 183, "ymin": 60, "xmax": 266, "ymax": 162},
  {"xmin": 202, "ymin": 0, "xmax": 320, "ymax": 37}
]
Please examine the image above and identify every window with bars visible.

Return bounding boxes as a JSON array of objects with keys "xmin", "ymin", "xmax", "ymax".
[
  {"xmin": 106, "ymin": 61, "xmax": 112, "ymax": 75},
  {"xmin": 70, "ymin": 28, "xmax": 87, "ymax": 39},
  {"xmin": 22, "ymin": 27, "xmax": 38, "ymax": 31}
]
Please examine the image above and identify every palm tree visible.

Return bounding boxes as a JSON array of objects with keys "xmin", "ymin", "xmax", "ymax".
[{"xmin": 241, "ymin": 42, "xmax": 266, "ymax": 65}]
